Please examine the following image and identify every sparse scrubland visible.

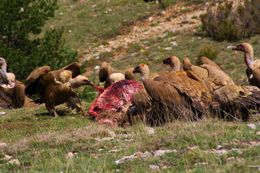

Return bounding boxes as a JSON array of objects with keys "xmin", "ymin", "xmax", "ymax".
[{"xmin": 0, "ymin": 0, "xmax": 260, "ymax": 172}]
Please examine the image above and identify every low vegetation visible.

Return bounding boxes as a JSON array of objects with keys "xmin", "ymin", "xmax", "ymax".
[{"xmin": 201, "ymin": 0, "xmax": 260, "ymax": 41}]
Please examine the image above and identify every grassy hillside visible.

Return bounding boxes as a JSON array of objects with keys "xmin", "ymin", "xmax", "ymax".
[{"xmin": 0, "ymin": 0, "xmax": 260, "ymax": 172}]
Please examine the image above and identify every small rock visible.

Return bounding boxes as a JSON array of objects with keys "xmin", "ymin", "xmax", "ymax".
[
  {"xmin": 140, "ymin": 151, "xmax": 152, "ymax": 159},
  {"xmin": 0, "ymin": 142, "xmax": 7, "ymax": 149},
  {"xmin": 216, "ymin": 145, "xmax": 223, "ymax": 150},
  {"xmin": 95, "ymin": 137, "xmax": 114, "ymax": 142},
  {"xmin": 66, "ymin": 152, "xmax": 74, "ymax": 159},
  {"xmin": 213, "ymin": 149, "xmax": 228, "ymax": 155},
  {"xmin": 115, "ymin": 154, "xmax": 136, "ymax": 164},
  {"xmin": 149, "ymin": 164, "xmax": 160, "ymax": 170},
  {"xmin": 231, "ymin": 148, "xmax": 242, "ymax": 154},
  {"xmin": 194, "ymin": 162, "xmax": 208, "ymax": 166},
  {"xmin": 148, "ymin": 16, "xmax": 154, "ymax": 22},
  {"xmin": 3, "ymin": 154, "xmax": 12, "ymax": 161},
  {"xmin": 94, "ymin": 65, "xmax": 100, "ymax": 70},
  {"xmin": 0, "ymin": 111, "xmax": 6, "ymax": 116},
  {"xmin": 144, "ymin": 127, "xmax": 155, "ymax": 135},
  {"xmin": 256, "ymin": 131, "xmax": 260, "ymax": 135},
  {"xmin": 247, "ymin": 123, "xmax": 256, "ymax": 129},
  {"xmin": 8, "ymin": 159, "xmax": 20, "ymax": 166},
  {"xmin": 107, "ymin": 130, "xmax": 116, "ymax": 137},
  {"xmin": 171, "ymin": 41, "xmax": 178, "ymax": 47},
  {"xmin": 109, "ymin": 149, "xmax": 121, "ymax": 153},
  {"xmin": 164, "ymin": 47, "xmax": 172, "ymax": 51},
  {"xmin": 153, "ymin": 149, "xmax": 176, "ymax": 157}
]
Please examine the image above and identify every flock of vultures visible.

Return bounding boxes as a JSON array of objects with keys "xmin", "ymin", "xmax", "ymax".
[{"xmin": 0, "ymin": 43, "xmax": 260, "ymax": 126}]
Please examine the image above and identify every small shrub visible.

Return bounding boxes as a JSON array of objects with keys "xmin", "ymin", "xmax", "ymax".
[
  {"xmin": 201, "ymin": 0, "xmax": 260, "ymax": 41},
  {"xmin": 196, "ymin": 44, "xmax": 219, "ymax": 64}
]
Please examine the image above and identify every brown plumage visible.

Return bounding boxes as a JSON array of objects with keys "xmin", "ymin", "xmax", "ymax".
[
  {"xmin": 201, "ymin": 63, "xmax": 235, "ymax": 87},
  {"xmin": 25, "ymin": 63, "xmax": 91, "ymax": 116},
  {"xmin": 228, "ymin": 43, "xmax": 260, "ymax": 88},
  {"xmin": 183, "ymin": 57, "xmax": 208, "ymax": 81},
  {"xmin": 0, "ymin": 58, "xmax": 25, "ymax": 109},
  {"xmin": 200, "ymin": 56, "xmax": 222, "ymax": 71},
  {"xmin": 99, "ymin": 62, "xmax": 125, "ymax": 88},
  {"xmin": 0, "ymin": 80, "xmax": 25, "ymax": 109},
  {"xmin": 132, "ymin": 63, "xmax": 212, "ymax": 125},
  {"xmin": 130, "ymin": 59, "xmax": 260, "ymax": 125}
]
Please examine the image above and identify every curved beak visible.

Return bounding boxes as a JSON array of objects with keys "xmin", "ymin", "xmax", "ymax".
[
  {"xmin": 0, "ymin": 69, "xmax": 9, "ymax": 84},
  {"xmin": 84, "ymin": 79, "xmax": 93, "ymax": 86},
  {"xmin": 227, "ymin": 45, "xmax": 237, "ymax": 50}
]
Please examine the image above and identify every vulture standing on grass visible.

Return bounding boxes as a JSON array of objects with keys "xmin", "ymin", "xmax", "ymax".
[
  {"xmin": 25, "ymin": 63, "xmax": 92, "ymax": 117},
  {"xmin": 0, "ymin": 57, "xmax": 25, "ymax": 109},
  {"xmin": 228, "ymin": 43, "xmax": 260, "ymax": 88},
  {"xmin": 99, "ymin": 62, "xmax": 125, "ymax": 88}
]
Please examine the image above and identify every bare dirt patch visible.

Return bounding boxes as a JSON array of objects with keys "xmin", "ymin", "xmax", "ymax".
[{"xmin": 80, "ymin": 2, "xmax": 207, "ymax": 62}]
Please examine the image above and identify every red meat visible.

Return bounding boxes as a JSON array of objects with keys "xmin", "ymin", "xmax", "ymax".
[{"xmin": 88, "ymin": 80, "xmax": 143, "ymax": 119}]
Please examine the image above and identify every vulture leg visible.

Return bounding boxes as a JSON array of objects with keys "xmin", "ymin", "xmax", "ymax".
[
  {"xmin": 67, "ymin": 92, "xmax": 86, "ymax": 116},
  {"xmin": 46, "ymin": 104, "xmax": 59, "ymax": 117}
]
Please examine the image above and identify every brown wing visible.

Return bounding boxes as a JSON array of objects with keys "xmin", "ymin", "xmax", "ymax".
[
  {"xmin": 25, "ymin": 66, "xmax": 51, "ymax": 96},
  {"xmin": 62, "ymin": 62, "xmax": 81, "ymax": 78},
  {"xmin": 99, "ymin": 62, "xmax": 110, "ymax": 82},
  {"xmin": 201, "ymin": 56, "xmax": 222, "ymax": 71}
]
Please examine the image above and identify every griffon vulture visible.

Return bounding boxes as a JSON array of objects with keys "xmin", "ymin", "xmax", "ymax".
[
  {"xmin": 0, "ymin": 57, "xmax": 25, "ymax": 109},
  {"xmin": 99, "ymin": 62, "xmax": 125, "ymax": 88},
  {"xmin": 25, "ymin": 63, "xmax": 92, "ymax": 116},
  {"xmin": 228, "ymin": 43, "xmax": 260, "ymax": 88}
]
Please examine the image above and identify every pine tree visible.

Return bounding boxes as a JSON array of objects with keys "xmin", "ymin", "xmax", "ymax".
[{"xmin": 0, "ymin": 0, "xmax": 76, "ymax": 79}]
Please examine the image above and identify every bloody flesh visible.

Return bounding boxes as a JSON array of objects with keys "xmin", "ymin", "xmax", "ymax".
[{"xmin": 88, "ymin": 80, "xmax": 143, "ymax": 117}]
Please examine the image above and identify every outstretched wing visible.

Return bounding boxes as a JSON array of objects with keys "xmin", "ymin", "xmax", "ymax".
[
  {"xmin": 62, "ymin": 62, "xmax": 81, "ymax": 78},
  {"xmin": 25, "ymin": 66, "xmax": 51, "ymax": 96}
]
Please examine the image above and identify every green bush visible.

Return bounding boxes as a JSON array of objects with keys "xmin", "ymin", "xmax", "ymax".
[
  {"xmin": 196, "ymin": 44, "xmax": 219, "ymax": 64},
  {"xmin": 201, "ymin": 0, "xmax": 260, "ymax": 41},
  {"xmin": 0, "ymin": 0, "xmax": 77, "ymax": 80}
]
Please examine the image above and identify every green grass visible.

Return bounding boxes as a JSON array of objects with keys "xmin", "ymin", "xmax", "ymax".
[
  {"xmin": 0, "ymin": 109, "xmax": 259, "ymax": 172},
  {"xmin": 47, "ymin": 0, "xmax": 177, "ymax": 50}
]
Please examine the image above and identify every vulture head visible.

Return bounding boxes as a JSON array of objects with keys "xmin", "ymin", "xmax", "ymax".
[
  {"xmin": 183, "ymin": 57, "xmax": 192, "ymax": 70},
  {"xmin": 228, "ymin": 43, "xmax": 254, "ymax": 69},
  {"xmin": 0, "ymin": 57, "xmax": 9, "ymax": 84},
  {"xmin": 163, "ymin": 56, "xmax": 181, "ymax": 71},
  {"xmin": 228, "ymin": 43, "xmax": 254, "ymax": 57},
  {"xmin": 133, "ymin": 64, "xmax": 150, "ymax": 79},
  {"xmin": 69, "ymin": 75, "xmax": 93, "ymax": 88}
]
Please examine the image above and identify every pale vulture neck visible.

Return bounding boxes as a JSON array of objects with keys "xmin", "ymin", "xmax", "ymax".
[
  {"xmin": 1, "ymin": 62, "xmax": 7, "ymax": 72},
  {"xmin": 244, "ymin": 52, "xmax": 254, "ymax": 69},
  {"xmin": 141, "ymin": 69, "xmax": 149, "ymax": 81},
  {"xmin": 171, "ymin": 62, "xmax": 181, "ymax": 71}
]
